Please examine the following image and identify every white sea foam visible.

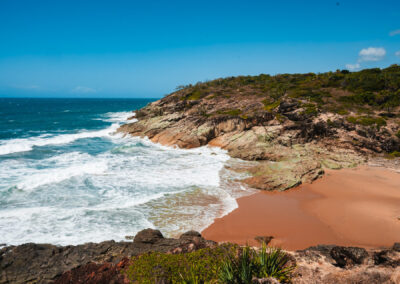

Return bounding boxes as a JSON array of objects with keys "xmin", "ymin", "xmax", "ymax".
[
  {"xmin": 0, "ymin": 111, "xmax": 251, "ymax": 245},
  {"xmin": 16, "ymin": 160, "xmax": 108, "ymax": 191},
  {"xmin": 101, "ymin": 111, "xmax": 136, "ymax": 122},
  {"xmin": 0, "ymin": 206, "xmax": 155, "ymax": 245},
  {"xmin": 0, "ymin": 111, "xmax": 133, "ymax": 156},
  {"xmin": 0, "ymin": 125, "xmax": 117, "ymax": 155}
]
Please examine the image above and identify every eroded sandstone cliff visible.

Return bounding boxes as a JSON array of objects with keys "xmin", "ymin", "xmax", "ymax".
[{"xmin": 118, "ymin": 68, "xmax": 400, "ymax": 190}]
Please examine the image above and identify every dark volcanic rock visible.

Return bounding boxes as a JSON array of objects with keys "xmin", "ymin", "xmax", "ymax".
[
  {"xmin": 278, "ymin": 100, "xmax": 298, "ymax": 113},
  {"xmin": 0, "ymin": 229, "xmax": 216, "ymax": 284},
  {"xmin": 373, "ymin": 249, "xmax": 400, "ymax": 267},
  {"xmin": 330, "ymin": 246, "xmax": 369, "ymax": 267},
  {"xmin": 133, "ymin": 228, "xmax": 164, "ymax": 244},
  {"xmin": 179, "ymin": 230, "xmax": 202, "ymax": 239},
  {"xmin": 53, "ymin": 258, "xmax": 130, "ymax": 284},
  {"xmin": 293, "ymin": 244, "xmax": 400, "ymax": 283}
]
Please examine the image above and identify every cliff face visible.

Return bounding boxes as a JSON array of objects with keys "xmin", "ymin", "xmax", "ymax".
[{"xmin": 118, "ymin": 67, "xmax": 400, "ymax": 190}]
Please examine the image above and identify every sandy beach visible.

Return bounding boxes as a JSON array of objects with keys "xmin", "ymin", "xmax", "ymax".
[{"xmin": 202, "ymin": 165, "xmax": 400, "ymax": 251}]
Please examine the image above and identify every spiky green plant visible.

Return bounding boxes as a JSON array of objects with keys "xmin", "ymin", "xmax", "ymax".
[
  {"xmin": 219, "ymin": 243, "xmax": 295, "ymax": 284},
  {"xmin": 179, "ymin": 264, "xmax": 201, "ymax": 284},
  {"xmin": 219, "ymin": 246, "xmax": 255, "ymax": 284},
  {"xmin": 255, "ymin": 244, "xmax": 295, "ymax": 283}
]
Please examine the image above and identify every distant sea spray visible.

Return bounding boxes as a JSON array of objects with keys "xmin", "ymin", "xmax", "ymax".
[{"xmin": 0, "ymin": 98, "xmax": 251, "ymax": 245}]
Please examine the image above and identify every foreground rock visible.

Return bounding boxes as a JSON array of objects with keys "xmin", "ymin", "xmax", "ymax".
[
  {"xmin": 51, "ymin": 242, "xmax": 400, "ymax": 284},
  {"xmin": 1, "ymin": 229, "xmax": 399, "ymax": 283},
  {"xmin": 292, "ymin": 243, "xmax": 400, "ymax": 283},
  {"xmin": 0, "ymin": 229, "xmax": 215, "ymax": 284},
  {"xmin": 52, "ymin": 258, "xmax": 130, "ymax": 284}
]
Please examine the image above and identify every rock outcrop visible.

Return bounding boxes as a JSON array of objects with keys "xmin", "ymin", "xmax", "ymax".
[
  {"xmin": 1, "ymin": 230, "xmax": 399, "ymax": 283},
  {"xmin": 0, "ymin": 229, "xmax": 215, "ymax": 284},
  {"xmin": 292, "ymin": 243, "xmax": 400, "ymax": 283},
  {"xmin": 117, "ymin": 81, "xmax": 400, "ymax": 190}
]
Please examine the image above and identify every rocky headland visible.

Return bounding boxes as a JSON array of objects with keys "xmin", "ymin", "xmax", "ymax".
[{"xmin": 118, "ymin": 66, "xmax": 400, "ymax": 191}]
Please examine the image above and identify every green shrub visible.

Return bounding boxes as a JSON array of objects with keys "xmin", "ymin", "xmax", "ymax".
[
  {"xmin": 263, "ymin": 99, "xmax": 280, "ymax": 112},
  {"xmin": 124, "ymin": 244, "xmax": 237, "ymax": 283},
  {"xmin": 346, "ymin": 116, "xmax": 386, "ymax": 128},
  {"xmin": 301, "ymin": 103, "xmax": 318, "ymax": 116},
  {"xmin": 275, "ymin": 113, "xmax": 285, "ymax": 123},
  {"xmin": 124, "ymin": 244, "xmax": 294, "ymax": 283},
  {"xmin": 219, "ymin": 244, "xmax": 295, "ymax": 284},
  {"xmin": 217, "ymin": 109, "xmax": 242, "ymax": 116},
  {"xmin": 336, "ymin": 109, "xmax": 349, "ymax": 115},
  {"xmin": 289, "ymin": 89, "xmax": 327, "ymax": 103},
  {"xmin": 389, "ymin": 151, "xmax": 400, "ymax": 158},
  {"xmin": 395, "ymin": 130, "xmax": 400, "ymax": 139},
  {"xmin": 173, "ymin": 65, "xmax": 400, "ymax": 113},
  {"xmin": 187, "ymin": 90, "xmax": 204, "ymax": 100}
]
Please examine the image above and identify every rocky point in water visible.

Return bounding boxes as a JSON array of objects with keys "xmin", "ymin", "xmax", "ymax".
[{"xmin": 118, "ymin": 67, "xmax": 400, "ymax": 191}]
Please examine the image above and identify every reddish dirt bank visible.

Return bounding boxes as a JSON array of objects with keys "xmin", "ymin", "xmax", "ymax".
[{"xmin": 202, "ymin": 166, "xmax": 400, "ymax": 250}]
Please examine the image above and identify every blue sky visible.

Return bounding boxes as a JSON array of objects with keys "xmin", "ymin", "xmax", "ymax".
[{"xmin": 0, "ymin": 0, "xmax": 399, "ymax": 98}]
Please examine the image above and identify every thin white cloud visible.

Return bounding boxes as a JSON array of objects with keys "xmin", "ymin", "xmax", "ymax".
[
  {"xmin": 358, "ymin": 47, "xmax": 386, "ymax": 62},
  {"xmin": 72, "ymin": 86, "xmax": 97, "ymax": 94},
  {"xmin": 396, "ymin": 51, "xmax": 400, "ymax": 57},
  {"xmin": 345, "ymin": 63, "xmax": 360, "ymax": 71},
  {"xmin": 389, "ymin": 29, "xmax": 400, "ymax": 36}
]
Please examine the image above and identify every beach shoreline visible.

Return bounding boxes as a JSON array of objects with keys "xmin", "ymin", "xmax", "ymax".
[{"xmin": 202, "ymin": 165, "xmax": 400, "ymax": 251}]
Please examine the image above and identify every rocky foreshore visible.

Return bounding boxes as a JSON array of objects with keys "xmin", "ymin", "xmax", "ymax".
[
  {"xmin": 0, "ymin": 229, "xmax": 215, "ymax": 283},
  {"xmin": 1, "ymin": 229, "xmax": 399, "ymax": 283}
]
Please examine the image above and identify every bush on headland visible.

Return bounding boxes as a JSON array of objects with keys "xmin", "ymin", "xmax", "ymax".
[
  {"xmin": 124, "ymin": 243, "xmax": 295, "ymax": 283},
  {"xmin": 176, "ymin": 65, "xmax": 400, "ymax": 116}
]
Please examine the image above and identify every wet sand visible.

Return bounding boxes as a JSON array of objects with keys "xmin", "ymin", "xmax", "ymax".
[{"xmin": 202, "ymin": 166, "xmax": 400, "ymax": 250}]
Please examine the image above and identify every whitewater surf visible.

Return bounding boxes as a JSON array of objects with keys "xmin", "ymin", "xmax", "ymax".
[{"xmin": 0, "ymin": 98, "xmax": 250, "ymax": 245}]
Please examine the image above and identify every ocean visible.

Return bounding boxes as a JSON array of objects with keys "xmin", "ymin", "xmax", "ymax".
[{"xmin": 0, "ymin": 98, "xmax": 251, "ymax": 246}]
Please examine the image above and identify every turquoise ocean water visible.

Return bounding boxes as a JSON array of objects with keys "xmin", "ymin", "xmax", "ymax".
[{"xmin": 0, "ymin": 98, "xmax": 249, "ymax": 245}]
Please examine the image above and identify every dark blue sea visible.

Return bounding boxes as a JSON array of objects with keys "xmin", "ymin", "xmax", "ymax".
[{"xmin": 0, "ymin": 98, "xmax": 245, "ymax": 245}]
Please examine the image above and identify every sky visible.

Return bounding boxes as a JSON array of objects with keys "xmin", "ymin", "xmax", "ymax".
[{"xmin": 0, "ymin": 0, "xmax": 399, "ymax": 98}]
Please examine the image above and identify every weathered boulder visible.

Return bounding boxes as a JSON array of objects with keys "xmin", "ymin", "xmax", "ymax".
[
  {"xmin": 133, "ymin": 228, "xmax": 164, "ymax": 244},
  {"xmin": 330, "ymin": 246, "xmax": 369, "ymax": 267},
  {"xmin": 179, "ymin": 230, "xmax": 202, "ymax": 239}
]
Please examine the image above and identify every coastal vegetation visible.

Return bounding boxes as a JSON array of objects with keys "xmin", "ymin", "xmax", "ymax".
[
  {"xmin": 124, "ymin": 243, "xmax": 295, "ymax": 283},
  {"xmin": 176, "ymin": 65, "xmax": 400, "ymax": 118},
  {"xmin": 169, "ymin": 65, "xmax": 400, "ymax": 133}
]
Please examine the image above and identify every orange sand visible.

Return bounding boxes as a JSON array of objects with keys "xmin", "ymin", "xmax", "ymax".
[{"xmin": 202, "ymin": 166, "xmax": 400, "ymax": 250}]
